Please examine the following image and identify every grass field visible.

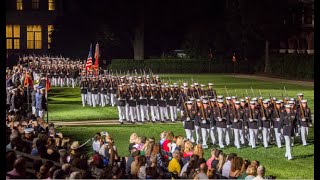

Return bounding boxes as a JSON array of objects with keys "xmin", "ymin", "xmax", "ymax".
[
  {"xmin": 50, "ymin": 74, "xmax": 314, "ymax": 179},
  {"xmin": 48, "ymin": 74, "xmax": 314, "ymax": 121}
]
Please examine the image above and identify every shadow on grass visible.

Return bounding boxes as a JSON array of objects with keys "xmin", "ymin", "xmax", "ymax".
[{"xmin": 293, "ymin": 154, "xmax": 314, "ymax": 160}]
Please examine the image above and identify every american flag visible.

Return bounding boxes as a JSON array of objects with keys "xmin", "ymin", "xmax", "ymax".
[{"xmin": 86, "ymin": 44, "xmax": 93, "ymax": 71}]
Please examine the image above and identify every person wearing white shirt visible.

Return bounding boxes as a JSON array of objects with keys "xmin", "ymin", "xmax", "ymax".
[{"xmin": 222, "ymin": 153, "xmax": 237, "ymax": 178}]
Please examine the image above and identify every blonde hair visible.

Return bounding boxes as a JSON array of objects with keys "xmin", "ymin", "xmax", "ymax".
[
  {"xmin": 175, "ymin": 136, "xmax": 184, "ymax": 147},
  {"xmin": 246, "ymin": 165, "xmax": 257, "ymax": 176},
  {"xmin": 129, "ymin": 133, "xmax": 138, "ymax": 143},
  {"xmin": 184, "ymin": 141, "xmax": 193, "ymax": 153},
  {"xmin": 193, "ymin": 144, "xmax": 204, "ymax": 159},
  {"xmin": 160, "ymin": 131, "xmax": 167, "ymax": 139}
]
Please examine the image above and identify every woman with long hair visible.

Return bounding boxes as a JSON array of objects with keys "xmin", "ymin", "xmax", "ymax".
[
  {"xmin": 229, "ymin": 156, "xmax": 243, "ymax": 179},
  {"xmin": 151, "ymin": 143, "xmax": 165, "ymax": 173},
  {"xmin": 237, "ymin": 160, "xmax": 250, "ymax": 179},
  {"xmin": 183, "ymin": 140, "xmax": 193, "ymax": 160}
]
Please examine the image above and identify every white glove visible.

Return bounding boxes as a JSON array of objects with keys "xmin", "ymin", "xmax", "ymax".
[
  {"xmin": 262, "ymin": 117, "xmax": 266, "ymax": 121},
  {"xmin": 227, "ymin": 125, "xmax": 230, "ymax": 128},
  {"xmin": 281, "ymin": 129, "xmax": 283, "ymax": 134},
  {"xmin": 245, "ymin": 126, "xmax": 248, "ymax": 130},
  {"xmin": 249, "ymin": 118, "xmax": 253, "ymax": 122},
  {"xmin": 218, "ymin": 117, "xmax": 222, "ymax": 122},
  {"xmin": 140, "ymin": 97, "xmax": 143, "ymax": 100},
  {"xmin": 186, "ymin": 117, "xmax": 190, "ymax": 121},
  {"xmin": 298, "ymin": 125, "xmax": 300, "ymax": 128},
  {"xmin": 302, "ymin": 118, "xmax": 306, "ymax": 122},
  {"xmin": 211, "ymin": 127, "xmax": 215, "ymax": 130},
  {"xmin": 276, "ymin": 118, "xmax": 280, "ymax": 121},
  {"xmin": 234, "ymin": 118, "xmax": 238, "ymax": 123},
  {"xmin": 259, "ymin": 127, "xmax": 262, "ymax": 130},
  {"xmin": 309, "ymin": 124, "xmax": 312, "ymax": 127}
]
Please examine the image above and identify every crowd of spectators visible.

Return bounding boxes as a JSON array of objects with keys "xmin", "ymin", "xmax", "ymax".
[{"xmin": 6, "ymin": 116, "xmax": 275, "ymax": 179}]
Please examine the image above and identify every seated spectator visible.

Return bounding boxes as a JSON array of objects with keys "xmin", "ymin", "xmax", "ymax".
[
  {"xmin": 53, "ymin": 169, "xmax": 66, "ymax": 179},
  {"xmin": 133, "ymin": 137, "xmax": 144, "ymax": 151},
  {"xmin": 159, "ymin": 131, "xmax": 167, "ymax": 145},
  {"xmin": 69, "ymin": 171, "xmax": 82, "ymax": 179},
  {"xmin": 61, "ymin": 163, "xmax": 72, "ymax": 178},
  {"xmin": 181, "ymin": 154, "xmax": 199, "ymax": 177},
  {"xmin": 207, "ymin": 168, "xmax": 218, "ymax": 179},
  {"xmin": 229, "ymin": 156, "xmax": 243, "ymax": 179},
  {"xmin": 251, "ymin": 160, "xmax": 260, "ymax": 169},
  {"xmin": 162, "ymin": 131, "xmax": 174, "ymax": 154},
  {"xmin": 131, "ymin": 154, "xmax": 141, "ymax": 178},
  {"xmin": 183, "ymin": 140, "xmax": 193, "ymax": 160},
  {"xmin": 245, "ymin": 165, "xmax": 257, "ymax": 180},
  {"xmin": 6, "ymin": 151, "xmax": 17, "ymax": 172},
  {"xmin": 193, "ymin": 144, "xmax": 206, "ymax": 163},
  {"xmin": 92, "ymin": 133, "xmax": 101, "ymax": 153},
  {"xmin": 129, "ymin": 133, "xmax": 138, "ymax": 153},
  {"xmin": 150, "ymin": 143, "xmax": 165, "ymax": 173},
  {"xmin": 47, "ymin": 166, "xmax": 59, "ymax": 180},
  {"xmin": 196, "ymin": 162, "xmax": 209, "ymax": 179},
  {"xmin": 253, "ymin": 165, "xmax": 265, "ymax": 180},
  {"xmin": 222, "ymin": 153, "xmax": 237, "ymax": 178},
  {"xmin": 126, "ymin": 148, "xmax": 139, "ymax": 175},
  {"xmin": 238, "ymin": 160, "xmax": 251, "ymax": 179},
  {"xmin": 37, "ymin": 163, "xmax": 50, "ymax": 179},
  {"xmin": 6, "ymin": 157, "xmax": 26, "ymax": 179},
  {"xmin": 206, "ymin": 148, "xmax": 216, "ymax": 170},
  {"xmin": 137, "ymin": 155, "xmax": 147, "ymax": 179},
  {"xmin": 168, "ymin": 150, "xmax": 181, "ymax": 176}
]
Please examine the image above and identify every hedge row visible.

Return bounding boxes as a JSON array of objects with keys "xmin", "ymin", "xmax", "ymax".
[
  {"xmin": 255, "ymin": 54, "xmax": 314, "ymax": 80},
  {"xmin": 108, "ymin": 59, "xmax": 254, "ymax": 74}
]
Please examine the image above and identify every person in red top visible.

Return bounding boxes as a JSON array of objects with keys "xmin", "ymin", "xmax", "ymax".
[
  {"xmin": 161, "ymin": 132, "xmax": 174, "ymax": 159},
  {"xmin": 183, "ymin": 140, "xmax": 193, "ymax": 159}
]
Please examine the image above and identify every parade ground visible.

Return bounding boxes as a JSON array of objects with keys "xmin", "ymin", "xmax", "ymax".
[{"xmin": 50, "ymin": 74, "xmax": 314, "ymax": 179}]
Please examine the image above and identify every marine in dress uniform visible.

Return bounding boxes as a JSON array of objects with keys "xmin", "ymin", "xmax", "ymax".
[
  {"xmin": 297, "ymin": 100, "xmax": 312, "ymax": 146},
  {"xmin": 246, "ymin": 101, "xmax": 261, "ymax": 149},
  {"xmin": 100, "ymin": 77, "xmax": 108, "ymax": 107},
  {"xmin": 149, "ymin": 84, "xmax": 160, "ymax": 122},
  {"xmin": 194, "ymin": 99, "xmax": 202, "ymax": 144},
  {"xmin": 183, "ymin": 101, "xmax": 196, "ymax": 143},
  {"xmin": 159, "ymin": 86, "xmax": 169, "ymax": 122},
  {"xmin": 116, "ymin": 85, "xmax": 126, "ymax": 124},
  {"xmin": 199, "ymin": 100, "xmax": 211, "ymax": 149},
  {"xmin": 168, "ymin": 85, "xmax": 178, "ymax": 122},
  {"xmin": 209, "ymin": 99, "xmax": 217, "ymax": 146},
  {"xmin": 260, "ymin": 100, "xmax": 273, "ymax": 148},
  {"xmin": 230, "ymin": 101, "xmax": 245, "ymax": 149},
  {"xmin": 272, "ymin": 101, "xmax": 283, "ymax": 148},
  {"xmin": 87, "ymin": 77, "xmax": 93, "ymax": 106},
  {"xmin": 139, "ymin": 83, "xmax": 149, "ymax": 122},
  {"xmin": 279, "ymin": 105, "xmax": 296, "ymax": 160},
  {"xmin": 215, "ymin": 98, "xmax": 228, "ymax": 148},
  {"xmin": 80, "ymin": 77, "xmax": 88, "ymax": 107},
  {"xmin": 91, "ymin": 77, "xmax": 99, "ymax": 107},
  {"xmin": 128, "ymin": 86, "xmax": 137, "ymax": 123}
]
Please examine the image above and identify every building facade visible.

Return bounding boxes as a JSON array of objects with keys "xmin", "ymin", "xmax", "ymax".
[
  {"xmin": 6, "ymin": 0, "xmax": 62, "ymax": 56},
  {"xmin": 276, "ymin": 0, "xmax": 314, "ymax": 54}
]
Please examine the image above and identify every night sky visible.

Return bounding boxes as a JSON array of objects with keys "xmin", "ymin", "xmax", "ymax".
[{"xmin": 51, "ymin": 0, "xmax": 290, "ymax": 61}]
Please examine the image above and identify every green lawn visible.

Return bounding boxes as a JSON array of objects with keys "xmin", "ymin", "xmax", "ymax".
[
  {"xmin": 50, "ymin": 74, "xmax": 314, "ymax": 179},
  {"xmin": 56, "ymin": 124, "xmax": 314, "ymax": 179},
  {"xmin": 48, "ymin": 74, "xmax": 314, "ymax": 121}
]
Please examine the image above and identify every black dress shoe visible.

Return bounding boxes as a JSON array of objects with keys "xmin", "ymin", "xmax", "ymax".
[{"xmin": 120, "ymin": 122, "xmax": 124, "ymax": 125}]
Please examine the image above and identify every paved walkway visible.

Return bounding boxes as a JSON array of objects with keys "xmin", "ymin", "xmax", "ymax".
[
  {"xmin": 52, "ymin": 120, "xmax": 181, "ymax": 126},
  {"xmin": 224, "ymin": 74, "xmax": 314, "ymax": 87}
]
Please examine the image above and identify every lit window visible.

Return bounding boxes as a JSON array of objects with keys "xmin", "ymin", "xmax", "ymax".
[
  {"xmin": 32, "ymin": 0, "xmax": 40, "ymax": 9},
  {"xmin": 48, "ymin": 0, "xmax": 55, "ymax": 11},
  {"xmin": 16, "ymin": 0, "xmax": 23, "ymax": 10},
  {"xmin": 48, "ymin": 25, "xmax": 54, "ymax": 49},
  {"xmin": 27, "ymin": 25, "xmax": 42, "ymax": 49},
  {"xmin": 6, "ymin": 25, "xmax": 20, "ymax": 49}
]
